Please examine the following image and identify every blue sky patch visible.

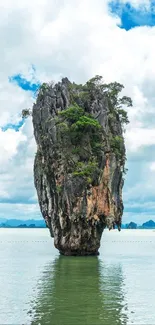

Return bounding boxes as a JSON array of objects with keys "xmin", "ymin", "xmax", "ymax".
[
  {"xmin": 2, "ymin": 119, "xmax": 24, "ymax": 132},
  {"xmin": 9, "ymin": 73, "xmax": 40, "ymax": 94},
  {"xmin": 109, "ymin": 1, "xmax": 155, "ymax": 30},
  {"xmin": 6, "ymin": 67, "xmax": 40, "ymax": 132}
]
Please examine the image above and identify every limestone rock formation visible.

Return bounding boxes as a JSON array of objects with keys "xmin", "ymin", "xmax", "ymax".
[{"xmin": 32, "ymin": 76, "xmax": 131, "ymax": 255}]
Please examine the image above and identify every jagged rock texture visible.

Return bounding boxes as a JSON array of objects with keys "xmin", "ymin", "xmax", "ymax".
[{"xmin": 32, "ymin": 78, "xmax": 125, "ymax": 255}]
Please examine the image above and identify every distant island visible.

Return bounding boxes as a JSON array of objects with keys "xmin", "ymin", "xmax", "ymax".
[
  {"xmin": 0, "ymin": 219, "xmax": 46, "ymax": 228},
  {"xmin": 0, "ymin": 219, "xmax": 155, "ymax": 229},
  {"xmin": 122, "ymin": 220, "xmax": 155, "ymax": 229}
]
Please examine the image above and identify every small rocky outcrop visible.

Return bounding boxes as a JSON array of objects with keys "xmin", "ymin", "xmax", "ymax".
[
  {"xmin": 127, "ymin": 222, "xmax": 137, "ymax": 229},
  {"xmin": 32, "ymin": 76, "xmax": 131, "ymax": 255}
]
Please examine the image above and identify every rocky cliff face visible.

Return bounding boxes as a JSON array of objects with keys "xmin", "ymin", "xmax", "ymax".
[{"xmin": 32, "ymin": 76, "xmax": 129, "ymax": 255}]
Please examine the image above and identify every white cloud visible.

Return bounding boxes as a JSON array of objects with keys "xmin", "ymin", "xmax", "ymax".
[
  {"xmin": 0, "ymin": 128, "xmax": 26, "ymax": 163},
  {"xmin": 125, "ymin": 128, "xmax": 155, "ymax": 151},
  {"xmin": 123, "ymin": 212, "xmax": 154, "ymax": 225},
  {"xmin": 0, "ymin": 80, "xmax": 34, "ymax": 127},
  {"xmin": 0, "ymin": 0, "xmax": 155, "ymax": 222},
  {"xmin": 115, "ymin": 0, "xmax": 151, "ymax": 8},
  {"xmin": 150, "ymin": 162, "xmax": 155, "ymax": 171},
  {"xmin": 0, "ymin": 118, "xmax": 36, "ymax": 205},
  {"xmin": 0, "ymin": 203, "xmax": 40, "ymax": 220}
]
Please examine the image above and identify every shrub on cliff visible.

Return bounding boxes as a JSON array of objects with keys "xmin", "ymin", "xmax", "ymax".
[
  {"xmin": 69, "ymin": 76, "xmax": 132, "ymax": 127},
  {"xmin": 56, "ymin": 104, "xmax": 103, "ymax": 184}
]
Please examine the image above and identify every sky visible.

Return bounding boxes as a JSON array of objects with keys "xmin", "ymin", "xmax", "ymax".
[{"xmin": 0, "ymin": 0, "xmax": 155, "ymax": 224}]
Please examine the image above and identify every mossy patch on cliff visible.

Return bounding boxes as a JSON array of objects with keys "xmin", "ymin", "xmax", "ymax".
[{"xmin": 56, "ymin": 104, "xmax": 103, "ymax": 184}]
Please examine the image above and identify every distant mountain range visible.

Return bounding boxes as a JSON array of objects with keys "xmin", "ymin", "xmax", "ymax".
[
  {"xmin": 0, "ymin": 219, "xmax": 46, "ymax": 228},
  {"xmin": 122, "ymin": 220, "xmax": 155, "ymax": 229},
  {"xmin": 0, "ymin": 219, "xmax": 155, "ymax": 229}
]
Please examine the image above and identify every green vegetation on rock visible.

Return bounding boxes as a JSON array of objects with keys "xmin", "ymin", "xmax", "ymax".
[
  {"xmin": 23, "ymin": 75, "xmax": 131, "ymax": 185},
  {"xmin": 110, "ymin": 135, "xmax": 124, "ymax": 159},
  {"xmin": 54, "ymin": 76, "xmax": 131, "ymax": 183},
  {"xmin": 59, "ymin": 105, "xmax": 84, "ymax": 123},
  {"xmin": 56, "ymin": 104, "xmax": 103, "ymax": 184},
  {"xmin": 56, "ymin": 185, "xmax": 63, "ymax": 194},
  {"xmin": 68, "ymin": 75, "xmax": 132, "ymax": 126},
  {"xmin": 22, "ymin": 108, "xmax": 32, "ymax": 118}
]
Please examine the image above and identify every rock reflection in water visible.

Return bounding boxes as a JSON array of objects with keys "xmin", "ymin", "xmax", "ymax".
[{"xmin": 31, "ymin": 256, "xmax": 128, "ymax": 325}]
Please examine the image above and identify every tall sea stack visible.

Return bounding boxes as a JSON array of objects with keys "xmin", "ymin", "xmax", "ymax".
[{"xmin": 32, "ymin": 76, "xmax": 131, "ymax": 255}]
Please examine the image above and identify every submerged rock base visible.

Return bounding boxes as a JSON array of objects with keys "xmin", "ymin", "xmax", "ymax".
[{"xmin": 60, "ymin": 251, "xmax": 99, "ymax": 256}]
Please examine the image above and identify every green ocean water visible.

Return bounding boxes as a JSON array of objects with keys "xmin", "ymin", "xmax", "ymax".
[{"xmin": 0, "ymin": 228, "xmax": 155, "ymax": 324}]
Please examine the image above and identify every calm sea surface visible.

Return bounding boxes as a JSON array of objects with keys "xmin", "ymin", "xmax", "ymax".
[{"xmin": 0, "ymin": 228, "xmax": 155, "ymax": 325}]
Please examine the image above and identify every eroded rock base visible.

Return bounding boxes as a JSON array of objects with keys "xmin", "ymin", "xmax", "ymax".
[{"xmin": 59, "ymin": 250, "xmax": 100, "ymax": 256}]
